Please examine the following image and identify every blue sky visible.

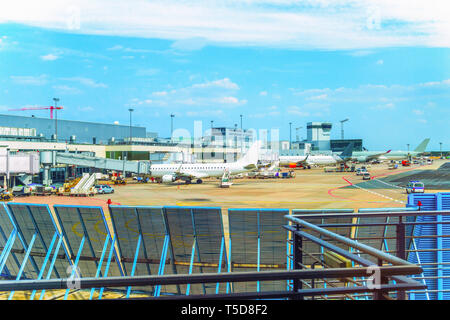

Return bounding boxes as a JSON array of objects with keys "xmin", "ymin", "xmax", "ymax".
[{"xmin": 0, "ymin": 1, "xmax": 449, "ymax": 150}]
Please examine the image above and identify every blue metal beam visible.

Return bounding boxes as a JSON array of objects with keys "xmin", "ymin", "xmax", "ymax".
[
  {"xmin": 90, "ymin": 233, "xmax": 111, "ymax": 300},
  {"xmin": 155, "ymin": 235, "xmax": 169, "ymax": 297},
  {"xmin": 98, "ymin": 235, "xmax": 116, "ymax": 300},
  {"xmin": 126, "ymin": 234, "xmax": 142, "ymax": 298},
  {"xmin": 8, "ymin": 232, "xmax": 37, "ymax": 299},
  {"xmin": 39, "ymin": 236, "xmax": 64, "ymax": 300},
  {"xmin": 30, "ymin": 232, "xmax": 58, "ymax": 300},
  {"xmin": 185, "ymin": 242, "xmax": 196, "ymax": 296},
  {"xmin": 0, "ymin": 230, "xmax": 17, "ymax": 276},
  {"xmin": 64, "ymin": 236, "xmax": 85, "ymax": 300}
]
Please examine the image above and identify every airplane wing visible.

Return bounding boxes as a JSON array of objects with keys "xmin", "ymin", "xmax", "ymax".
[{"xmin": 365, "ymin": 149, "xmax": 391, "ymax": 161}]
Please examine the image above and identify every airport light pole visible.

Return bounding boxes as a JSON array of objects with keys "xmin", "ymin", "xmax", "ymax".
[
  {"xmin": 340, "ymin": 118, "xmax": 349, "ymax": 140},
  {"xmin": 170, "ymin": 114, "xmax": 175, "ymax": 142},
  {"xmin": 234, "ymin": 123, "xmax": 238, "ymax": 152},
  {"xmin": 289, "ymin": 122, "xmax": 292, "ymax": 149},
  {"xmin": 240, "ymin": 114, "xmax": 243, "ymax": 153},
  {"xmin": 407, "ymin": 144, "xmax": 410, "ymax": 152},
  {"xmin": 53, "ymin": 97, "xmax": 59, "ymax": 141},
  {"xmin": 128, "ymin": 108, "xmax": 134, "ymax": 145},
  {"xmin": 440, "ymin": 142, "xmax": 443, "ymax": 158}
]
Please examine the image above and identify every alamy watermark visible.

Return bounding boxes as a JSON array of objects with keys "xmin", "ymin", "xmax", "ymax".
[{"xmin": 66, "ymin": 265, "xmax": 81, "ymax": 290}]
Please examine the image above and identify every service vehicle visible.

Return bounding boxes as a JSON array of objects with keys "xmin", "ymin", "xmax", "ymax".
[
  {"xmin": 94, "ymin": 185, "xmax": 115, "ymax": 194},
  {"xmin": 388, "ymin": 163, "xmax": 398, "ymax": 170},
  {"xmin": 402, "ymin": 160, "xmax": 411, "ymax": 166},
  {"xmin": 356, "ymin": 168, "xmax": 368, "ymax": 176},
  {"xmin": 406, "ymin": 180, "xmax": 425, "ymax": 194},
  {"xmin": 362, "ymin": 172, "xmax": 371, "ymax": 180}
]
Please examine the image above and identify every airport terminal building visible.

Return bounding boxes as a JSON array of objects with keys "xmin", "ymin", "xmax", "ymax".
[{"xmin": 0, "ymin": 114, "xmax": 147, "ymax": 144}]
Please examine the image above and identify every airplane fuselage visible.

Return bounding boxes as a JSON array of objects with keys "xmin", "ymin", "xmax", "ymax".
[
  {"xmin": 150, "ymin": 162, "xmax": 251, "ymax": 179},
  {"xmin": 279, "ymin": 155, "xmax": 342, "ymax": 166}
]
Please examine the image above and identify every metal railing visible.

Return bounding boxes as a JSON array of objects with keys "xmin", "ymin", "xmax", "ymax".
[
  {"xmin": 0, "ymin": 213, "xmax": 425, "ymax": 300},
  {"xmin": 288, "ymin": 210, "xmax": 450, "ymax": 300}
]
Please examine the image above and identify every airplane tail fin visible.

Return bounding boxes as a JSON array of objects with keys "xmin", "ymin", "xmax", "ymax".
[
  {"xmin": 237, "ymin": 141, "xmax": 260, "ymax": 166},
  {"xmin": 339, "ymin": 142, "xmax": 354, "ymax": 160},
  {"xmin": 414, "ymin": 138, "xmax": 430, "ymax": 153}
]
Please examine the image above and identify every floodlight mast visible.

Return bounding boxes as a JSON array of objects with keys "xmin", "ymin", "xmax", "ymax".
[{"xmin": 340, "ymin": 118, "xmax": 349, "ymax": 140}]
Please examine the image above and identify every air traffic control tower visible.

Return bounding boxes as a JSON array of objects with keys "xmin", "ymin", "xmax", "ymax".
[{"xmin": 306, "ymin": 122, "xmax": 332, "ymax": 151}]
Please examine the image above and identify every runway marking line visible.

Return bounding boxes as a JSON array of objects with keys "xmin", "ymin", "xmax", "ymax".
[{"xmin": 328, "ymin": 173, "xmax": 408, "ymax": 204}]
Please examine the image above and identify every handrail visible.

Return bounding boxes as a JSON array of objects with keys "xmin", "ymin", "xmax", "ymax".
[
  {"xmin": 285, "ymin": 215, "xmax": 414, "ymax": 266},
  {"xmin": 0, "ymin": 266, "xmax": 423, "ymax": 292},
  {"xmin": 291, "ymin": 210, "xmax": 450, "ymax": 220}
]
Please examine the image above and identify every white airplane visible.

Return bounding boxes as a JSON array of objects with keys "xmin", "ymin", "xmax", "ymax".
[
  {"xmin": 151, "ymin": 141, "xmax": 260, "ymax": 184},
  {"xmin": 351, "ymin": 138, "xmax": 430, "ymax": 162},
  {"xmin": 279, "ymin": 143, "xmax": 354, "ymax": 168}
]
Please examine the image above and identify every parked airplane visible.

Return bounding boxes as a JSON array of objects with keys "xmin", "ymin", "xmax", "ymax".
[
  {"xmin": 279, "ymin": 143, "xmax": 354, "ymax": 168},
  {"xmin": 279, "ymin": 154, "xmax": 308, "ymax": 168},
  {"xmin": 151, "ymin": 141, "xmax": 260, "ymax": 184},
  {"xmin": 351, "ymin": 138, "xmax": 430, "ymax": 162}
]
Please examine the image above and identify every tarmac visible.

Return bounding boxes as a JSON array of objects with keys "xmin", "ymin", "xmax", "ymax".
[{"xmin": 10, "ymin": 159, "xmax": 449, "ymax": 212}]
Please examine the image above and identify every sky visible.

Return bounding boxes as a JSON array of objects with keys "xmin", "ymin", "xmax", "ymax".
[{"xmin": 0, "ymin": 0, "xmax": 449, "ymax": 150}]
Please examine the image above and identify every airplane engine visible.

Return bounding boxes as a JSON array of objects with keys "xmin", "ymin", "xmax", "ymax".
[
  {"xmin": 356, "ymin": 156, "xmax": 368, "ymax": 163},
  {"xmin": 162, "ymin": 174, "xmax": 176, "ymax": 183}
]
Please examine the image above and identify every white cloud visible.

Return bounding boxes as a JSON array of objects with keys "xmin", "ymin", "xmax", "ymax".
[
  {"xmin": 287, "ymin": 106, "xmax": 310, "ymax": 116},
  {"xmin": 376, "ymin": 59, "xmax": 384, "ymax": 65},
  {"xmin": 3, "ymin": 1, "xmax": 448, "ymax": 49},
  {"xmin": 291, "ymin": 79, "xmax": 450, "ymax": 105},
  {"xmin": 419, "ymin": 79, "xmax": 450, "ymax": 87},
  {"xmin": 259, "ymin": 91, "xmax": 268, "ymax": 96},
  {"xmin": 60, "ymin": 77, "xmax": 107, "ymax": 88},
  {"xmin": 348, "ymin": 50, "xmax": 375, "ymax": 57},
  {"xmin": 107, "ymin": 45, "xmax": 123, "ymax": 51},
  {"xmin": 152, "ymin": 91, "xmax": 168, "ymax": 96},
  {"xmin": 192, "ymin": 78, "xmax": 239, "ymax": 90},
  {"xmin": 186, "ymin": 110, "xmax": 224, "ymax": 117},
  {"xmin": 215, "ymin": 96, "xmax": 246, "ymax": 105},
  {"xmin": 78, "ymin": 106, "xmax": 94, "ymax": 112},
  {"xmin": 136, "ymin": 68, "xmax": 159, "ymax": 76},
  {"xmin": 53, "ymin": 85, "xmax": 82, "ymax": 95},
  {"xmin": 306, "ymin": 94, "xmax": 327, "ymax": 100},
  {"xmin": 171, "ymin": 37, "xmax": 207, "ymax": 51},
  {"xmin": 41, "ymin": 53, "xmax": 59, "ymax": 61},
  {"xmin": 10, "ymin": 74, "xmax": 47, "ymax": 85},
  {"xmin": 370, "ymin": 102, "xmax": 395, "ymax": 110},
  {"xmin": 413, "ymin": 109, "xmax": 424, "ymax": 115}
]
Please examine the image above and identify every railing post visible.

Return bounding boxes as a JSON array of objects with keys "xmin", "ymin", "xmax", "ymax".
[
  {"xmin": 396, "ymin": 217, "xmax": 406, "ymax": 260},
  {"xmin": 373, "ymin": 258, "xmax": 388, "ymax": 300},
  {"xmin": 291, "ymin": 224, "xmax": 303, "ymax": 300},
  {"xmin": 396, "ymin": 217, "xmax": 406, "ymax": 300}
]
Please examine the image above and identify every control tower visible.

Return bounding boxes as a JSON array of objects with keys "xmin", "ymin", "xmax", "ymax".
[{"xmin": 306, "ymin": 122, "xmax": 332, "ymax": 150}]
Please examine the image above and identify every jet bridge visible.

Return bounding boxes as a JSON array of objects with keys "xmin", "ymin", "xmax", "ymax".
[{"xmin": 40, "ymin": 151, "xmax": 152, "ymax": 175}]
